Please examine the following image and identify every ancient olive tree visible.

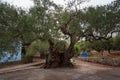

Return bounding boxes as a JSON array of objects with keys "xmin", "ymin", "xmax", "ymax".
[
  {"xmin": 41, "ymin": 0, "xmax": 120, "ymax": 68},
  {"xmin": 0, "ymin": 1, "xmax": 37, "ymax": 55},
  {"xmin": 44, "ymin": 0, "xmax": 89, "ymax": 68},
  {"xmin": 1, "ymin": 0, "xmax": 119, "ymax": 68},
  {"xmin": 82, "ymin": 0, "xmax": 120, "ymax": 41},
  {"xmin": 77, "ymin": 0, "xmax": 120, "ymax": 55}
]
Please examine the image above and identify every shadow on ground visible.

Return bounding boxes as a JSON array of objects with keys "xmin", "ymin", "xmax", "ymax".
[{"xmin": 0, "ymin": 61, "xmax": 120, "ymax": 80}]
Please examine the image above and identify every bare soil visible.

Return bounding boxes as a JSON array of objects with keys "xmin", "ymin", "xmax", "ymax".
[{"xmin": 0, "ymin": 59, "xmax": 120, "ymax": 80}]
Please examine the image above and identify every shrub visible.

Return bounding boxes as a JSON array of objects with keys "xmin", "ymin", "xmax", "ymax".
[
  {"xmin": 26, "ymin": 40, "xmax": 49, "ymax": 59},
  {"xmin": 25, "ymin": 53, "xmax": 35, "ymax": 58},
  {"xmin": 23, "ymin": 53, "xmax": 35, "ymax": 63},
  {"xmin": 74, "ymin": 44, "xmax": 80, "ymax": 57}
]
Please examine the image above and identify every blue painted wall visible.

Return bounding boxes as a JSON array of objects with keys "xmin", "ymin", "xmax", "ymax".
[{"xmin": 0, "ymin": 43, "xmax": 22, "ymax": 63}]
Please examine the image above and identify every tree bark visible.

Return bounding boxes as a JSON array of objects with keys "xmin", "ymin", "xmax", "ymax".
[
  {"xmin": 63, "ymin": 36, "xmax": 76, "ymax": 65},
  {"xmin": 21, "ymin": 43, "xmax": 31, "ymax": 55},
  {"xmin": 108, "ymin": 49, "xmax": 111, "ymax": 54},
  {"xmin": 44, "ymin": 36, "xmax": 76, "ymax": 68},
  {"xmin": 40, "ymin": 52, "xmax": 45, "ymax": 59},
  {"xmin": 21, "ymin": 46, "xmax": 26, "ymax": 55}
]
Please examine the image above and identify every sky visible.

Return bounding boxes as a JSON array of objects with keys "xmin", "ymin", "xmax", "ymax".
[{"xmin": 1, "ymin": 0, "xmax": 115, "ymax": 9}]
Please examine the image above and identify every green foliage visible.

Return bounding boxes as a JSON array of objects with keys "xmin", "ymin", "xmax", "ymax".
[
  {"xmin": 79, "ymin": 34, "xmax": 120, "ymax": 53},
  {"xmin": 102, "ymin": 39, "xmax": 113, "ymax": 51},
  {"xmin": 27, "ymin": 40, "xmax": 49, "ymax": 55},
  {"xmin": 79, "ymin": 39, "xmax": 113, "ymax": 53},
  {"xmin": 113, "ymin": 33, "xmax": 120, "ymax": 50},
  {"xmin": 25, "ymin": 53, "xmax": 35, "ymax": 58},
  {"xmin": 23, "ymin": 52, "xmax": 35, "ymax": 63},
  {"xmin": 73, "ymin": 44, "xmax": 80, "ymax": 57},
  {"xmin": 0, "ymin": 0, "xmax": 56, "ymax": 54},
  {"xmin": 0, "ymin": 2, "xmax": 18, "ymax": 54},
  {"xmin": 79, "ymin": 41, "xmax": 91, "ymax": 51},
  {"xmin": 82, "ymin": 0, "xmax": 120, "ymax": 41},
  {"xmin": 90, "ymin": 40, "xmax": 104, "ymax": 52},
  {"xmin": 0, "ymin": 0, "xmax": 119, "ymax": 62},
  {"xmin": 24, "ymin": 40, "xmax": 49, "ymax": 62},
  {"xmin": 54, "ymin": 40, "xmax": 67, "ymax": 53}
]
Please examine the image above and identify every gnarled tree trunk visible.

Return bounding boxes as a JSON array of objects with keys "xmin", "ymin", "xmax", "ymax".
[{"xmin": 44, "ymin": 37, "xmax": 76, "ymax": 68}]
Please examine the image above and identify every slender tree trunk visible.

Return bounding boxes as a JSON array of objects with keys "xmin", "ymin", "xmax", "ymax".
[
  {"xmin": 21, "ymin": 43, "xmax": 31, "ymax": 56},
  {"xmin": 100, "ymin": 50, "xmax": 104, "ymax": 57},
  {"xmin": 108, "ymin": 49, "xmax": 111, "ymax": 54},
  {"xmin": 21, "ymin": 46, "xmax": 26, "ymax": 55},
  {"xmin": 40, "ymin": 52, "xmax": 45, "ymax": 59}
]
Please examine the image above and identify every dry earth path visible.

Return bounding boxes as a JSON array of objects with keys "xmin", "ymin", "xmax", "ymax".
[{"xmin": 0, "ymin": 59, "xmax": 120, "ymax": 80}]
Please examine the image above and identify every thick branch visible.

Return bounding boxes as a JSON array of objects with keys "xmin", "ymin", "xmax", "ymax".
[{"xmin": 85, "ymin": 32, "xmax": 118, "ymax": 41}]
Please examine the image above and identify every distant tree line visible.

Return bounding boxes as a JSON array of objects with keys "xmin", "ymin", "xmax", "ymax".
[{"xmin": 79, "ymin": 33, "xmax": 120, "ymax": 54}]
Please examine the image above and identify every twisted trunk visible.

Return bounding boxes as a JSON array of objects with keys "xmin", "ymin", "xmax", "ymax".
[
  {"xmin": 44, "ymin": 36, "xmax": 76, "ymax": 68},
  {"xmin": 63, "ymin": 36, "xmax": 76, "ymax": 65}
]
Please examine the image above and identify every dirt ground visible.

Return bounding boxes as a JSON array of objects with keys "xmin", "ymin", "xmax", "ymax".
[{"xmin": 0, "ymin": 60, "xmax": 120, "ymax": 80}]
